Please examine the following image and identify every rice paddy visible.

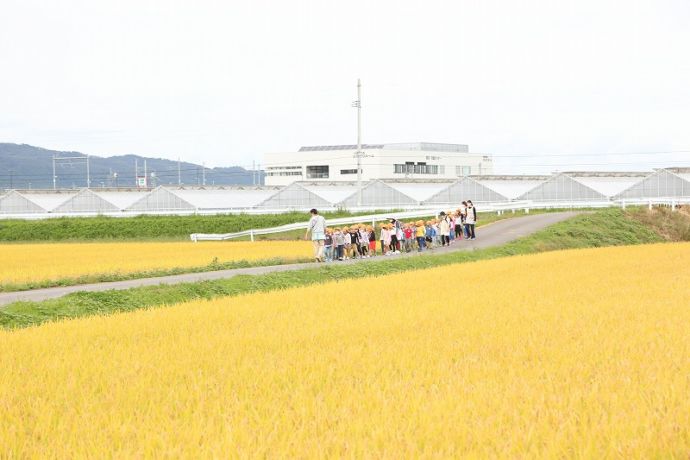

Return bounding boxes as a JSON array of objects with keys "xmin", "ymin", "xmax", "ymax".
[{"xmin": 2, "ymin": 242, "xmax": 689, "ymax": 456}]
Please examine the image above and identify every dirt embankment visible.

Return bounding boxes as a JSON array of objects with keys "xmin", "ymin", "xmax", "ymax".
[{"xmin": 625, "ymin": 206, "xmax": 690, "ymax": 242}]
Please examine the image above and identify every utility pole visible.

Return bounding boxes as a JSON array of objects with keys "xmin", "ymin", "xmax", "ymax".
[
  {"xmin": 352, "ymin": 79, "xmax": 368, "ymax": 207},
  {"xmin": 178, "ymin": 158, "xmax": 182, "ymax": 185},
  {"xmin": 52, "ymin": 155, "xmax": 57, "ymax": 190},
  {"xmin": 135, "ymin": 159, "xmax": 138, "ymax": 187},
  {"xmin": 9, "ymin": 169, "xmax": 14, "ymax": 189},
  {"xmin": 86, "ymin": 155, "xmax": 90, "ymax": 188},
  {"xmin": 144, "ymin": 160, "xmax": 148, "ymax": 188},
  {"xmin": 252, "ymin": 160, "xmax": 256, "ymax": 186},
  {"xmin": 202, "ymin": 163, "xmax": 206, "ymax": 186}
]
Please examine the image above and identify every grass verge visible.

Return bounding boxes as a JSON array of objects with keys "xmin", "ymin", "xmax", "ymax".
[
  {"xmin": 0, "ymin": 209, "xmax": 389, "ymax": 242},
  {"xmin": 0, "ymin": 208, "xmax": 662, "ymax": 330},
  {"xmin": 624, "ymin": 206, "xmax": 690, "ymax": 241}
]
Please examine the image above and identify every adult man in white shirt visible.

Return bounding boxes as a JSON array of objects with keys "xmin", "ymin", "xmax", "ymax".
[{"xmin": 305, "ymin": 208, "xmax": 327, "ymax": 262}]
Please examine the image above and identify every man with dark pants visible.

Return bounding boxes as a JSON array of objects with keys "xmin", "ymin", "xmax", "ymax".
[{"xmin": 465, "ymin": 200, "xmax": 477, "ymax": 240}]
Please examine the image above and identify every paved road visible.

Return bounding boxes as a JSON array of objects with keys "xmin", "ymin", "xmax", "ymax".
[{"xmin": 0, "ymin": 212, "xmax": 579, "ymax": 307}]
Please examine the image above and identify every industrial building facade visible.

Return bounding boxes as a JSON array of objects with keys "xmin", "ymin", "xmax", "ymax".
[{"xmin": 263, "ymin": 142, "xmax": 493, "ymax": 186}]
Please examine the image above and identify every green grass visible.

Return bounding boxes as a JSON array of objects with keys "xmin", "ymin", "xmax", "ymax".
[
  {"xmin": 0, "ymin": 208, "xmax": 662, "ymax": 330},
  {"xmin": 0, "ymin": 210, "xmax": 384, "ymax": 242}
]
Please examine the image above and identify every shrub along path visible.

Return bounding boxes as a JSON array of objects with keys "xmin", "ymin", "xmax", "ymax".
[{"xmin": 0, "ymin": 212, "xmax": 578, "ymax": 307}]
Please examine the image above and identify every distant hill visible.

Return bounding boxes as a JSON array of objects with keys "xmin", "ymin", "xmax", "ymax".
[{"xmin": 0, "ymin": 143, "xmax": 264, "ymax": 189}]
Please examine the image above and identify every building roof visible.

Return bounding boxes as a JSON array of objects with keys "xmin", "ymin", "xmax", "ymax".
[
  {"xmin": 300, "ymin": 184, "xmax": 360, "ymax": 204},
  {"xmin": 96, "ymin": 191, "xmax": 151, "ymax": 210},
  {"xmin": 173, "ymin": 189, "xmax": 278, "ymax": 209},
  {"xmin": 52, "ymin": 189, "xmax": 120, "ymax": 213},
  {"xmin": 569, "ymin": 176, "xmax": 644, "ymax": 197},
  {"xmin": 298, "ymin": 142, "xmax": 469, "ymax": 153},
  {"xmin": 22, "ymin": 192, "xmax": 75, "ymax": 211},
  {"xmin": 474, "ymin": 177, "xmax": 548, "ymax": 200},
  {"xmin": 423, "ymin": 177, "xmax": 509, "ymax": 205},
  {"xmin": 517, "ymin": 174, "xmax": 608, "ymax": 201},
  {"xmin": 385, "ymin": 182, "xmax": 452, "ymax": 202}
]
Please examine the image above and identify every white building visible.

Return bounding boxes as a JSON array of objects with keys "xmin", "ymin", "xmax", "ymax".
[{"xmin": 263, "ymin": 142, "xmax": 493, "ymax": 186}]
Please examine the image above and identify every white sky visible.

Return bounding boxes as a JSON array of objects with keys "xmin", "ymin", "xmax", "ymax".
[{"xmin": 1, "ymin": 0, "xmax": 689, "ymax": 173}]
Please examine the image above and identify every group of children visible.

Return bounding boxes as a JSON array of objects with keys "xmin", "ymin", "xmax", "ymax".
[{"xmin": 322, "ymin": 201, "xmax": 478, "ymax": 262}]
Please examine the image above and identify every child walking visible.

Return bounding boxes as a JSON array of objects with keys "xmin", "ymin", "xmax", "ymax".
[
  {"xmin": 343, "ymin": 227, "xmax": 352, "ymax": 259},
  {"xmin": 415, "ymin": 220, "xmax": 426, "ymax": 251},
  {"xmin": 358, "ymin": 225, "xmax": 370, "ymax": 258},
  {"xmin": 323, "ymin": 228, "xmax": 333, "ymax": 262},
  {"xmin": 333, "ymin": 228, "xmax": 345, "ymax": 260},
  {"xmin": 368, "ymin": 225, "xmax": 377, "ymax": 256},
  {"xmin": 348, "ymin": 226, "xmax": 360, "ymax": 259},
  {"xmin": 380, "ymin": 223, "xmax": 390, "ymax": 255}
]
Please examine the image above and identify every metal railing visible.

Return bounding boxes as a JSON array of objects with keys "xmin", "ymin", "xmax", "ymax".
[{"xmin": 189, "ymin": 201, "xmax": 540, "ymax": 241}]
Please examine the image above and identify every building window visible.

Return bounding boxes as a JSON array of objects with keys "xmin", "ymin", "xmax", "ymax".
[
  {"xmin": 266, "ymin": 171, "xmax": 302, "ymax": 177},
  {"xmin": 306, "ymin": 165, "xmax": 329, "ymax": 179},
  {"xmin": 340, "ymin": 169, "xmax": 360, "ymax": 175},
  {"xmin": 394, "ymin": 163, "xmax": 440, "ymax": 175},
  {"xmin": 266, "ymin": 166, "xmax": 302, "ymax": 171},
  {"xmin": 456, "ymin": 166, "xmax": 472, "ymax": 176}
]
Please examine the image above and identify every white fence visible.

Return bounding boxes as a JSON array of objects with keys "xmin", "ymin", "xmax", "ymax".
[{"xmin": 189, "ymin": 198, "xmax": 690, "ymax": 241}]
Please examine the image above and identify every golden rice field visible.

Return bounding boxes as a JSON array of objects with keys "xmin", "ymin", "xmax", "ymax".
[
  {"xmin": 0, "ymin": 240, "xmax": 312, "ymax": 286},
  {"xmin": 2, "ymin": 243, "xmax": 690, "ymax": 457}
]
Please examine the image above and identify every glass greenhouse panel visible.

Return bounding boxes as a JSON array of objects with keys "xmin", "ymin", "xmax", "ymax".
[
  {"xmin": 259, "ymin": 183, "xmax": 331, "ymax": 209},
  {"xmin": 424, "ymin": 178, "xmax": 509, "ymax": 205},
  {"xmin": 340, "ymin": 181, "xmax": 417, "ymax": 208},
  {"xmin": 0, "ymin": 191, "xmax": 46, "ymax": 214},
  {"xmin": 53, "ymin": 189, "xmax": 119, "ymax": 213},
  {"xmin": 519, "ymin": 175, "xmax": 607, "ymax": 201},
  {"xmin": 616, "ymin": 170, "xmax": 690, "ymax": 199},
  {"xmin": 127, "ymin": 187, "xmax": 196, "ymax": 212}
]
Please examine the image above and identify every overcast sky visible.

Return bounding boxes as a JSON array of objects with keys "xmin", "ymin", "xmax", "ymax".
[{"xmin": 1, "ymin": 0, "xmax": 689, "ymax": 173}]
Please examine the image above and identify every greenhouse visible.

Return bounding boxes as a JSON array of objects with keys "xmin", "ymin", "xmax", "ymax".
[
  {"xmin": 385, "ymin": 182, "xmax": 452, "ymax": 205},
  {"xmin": 258, "ymin": 183, "xmax": 333, "ymax": 210},
  {"xmin": 96, "ymin": 191, "xmax": 150, "ymax": 211},
  {"xmin": 52, "ymin": 189, "xmax": 119, "ymax": 213},
  {"xmin": 3, "ymin": 168, "xmax": 690, "ymax": 218},
  {"xmin": 474, "ymin": 176, "xmax": 549, "ymax": 200},
  {"xmin": 517, "ymin": 174, "xmax": 608, "ymax": 202},
  {"xmin": 173, "ymin": 187, "xmax": 279, "ymax": 211},
  {"xmin": 126, "ymin": 187, "xmax": 196, "ymax": 213},
  {"xmin": 614, "ymin": 168, "xmax": 690, "ymax": 200},
  {"xmin": 22, "ymin": 192, "xmax": 75, "ymax": 212},
  {"xmin": 566, "ymin": 173, "xmax": 647, "ymax": 198},
  {"xmin": 300, "ymin": 183, "xmax": 360, "ymax": 207},
  {"xmin": 0, "ymin": 191, "xmax": 47, "ymax": 214},
  {"xmin": 339, "ymin": 180, "xmax": 417, "ymax": 208},
  {"xmin": 423, "ymin": 177, "xmax": 509, "ymax": 206}
]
